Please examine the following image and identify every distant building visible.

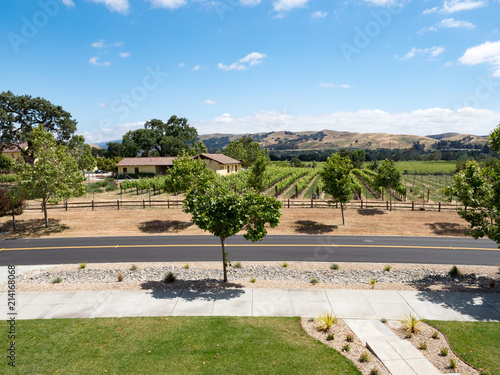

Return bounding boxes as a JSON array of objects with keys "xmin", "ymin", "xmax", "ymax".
[
  {"xmin": 0, "ymin": 142, "xmax": 28, "ymax": 163},
  {"xmin": 116, "ymin": 154, "xmax": 242, "ymax": 176}
]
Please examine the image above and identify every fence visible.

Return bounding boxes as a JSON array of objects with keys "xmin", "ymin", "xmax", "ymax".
[{"xmin": 24, "ymin": 198, "xmax": 461, "ymax": 212}]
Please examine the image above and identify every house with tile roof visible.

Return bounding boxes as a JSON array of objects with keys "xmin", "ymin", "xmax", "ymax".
[
  {"xmin": 0, "ymin": 142, "xmax": 28, "ymax": 163},
  {"xmin": 116, "ymin": 154, "xmax": 242, "ymax": 176}
]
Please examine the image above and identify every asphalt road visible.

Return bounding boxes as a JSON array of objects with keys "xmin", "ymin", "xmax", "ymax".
[{"xmin": 0, "ymin": 235, "xmax": 499, "ymax": 266}]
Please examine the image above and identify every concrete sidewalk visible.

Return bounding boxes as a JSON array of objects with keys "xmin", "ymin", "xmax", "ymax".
[{"xmin": 2, "ymin": 288, "xmax": 499, "ymax": 321}]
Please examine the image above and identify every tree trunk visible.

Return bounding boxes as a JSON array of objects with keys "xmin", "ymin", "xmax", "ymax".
[
  {"xmin": 11, "ymin": 209, "xmax": 16, "ymax": 231},
  {"xmin": 340, "ymin": 201, "xmax": 345, "ymax": 226},
  {"xmin": 43, "ymin": 199, "xmax": 49, "ymax": 228},
  {"xmin": 220, "ymin": 237, "xmax": 228, "ymax": 282}
]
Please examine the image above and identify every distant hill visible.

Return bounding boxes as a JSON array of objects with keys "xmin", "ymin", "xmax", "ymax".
[{"xmin": 199, "ymin": 130, "xmax": 488, "ymax": 152}]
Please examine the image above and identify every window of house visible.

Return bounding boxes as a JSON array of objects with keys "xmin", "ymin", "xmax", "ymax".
[
  {"xmin": 123, "ymin": 168, "xmax": 127, "ymax": 173},
  {"xmin": 135, "ymin": 167, "xmax": 139, "ymax": 174}
]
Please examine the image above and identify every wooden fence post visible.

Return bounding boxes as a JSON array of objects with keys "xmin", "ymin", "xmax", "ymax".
[
  {"xmin": 168, "ymin": 199, "xmax": 170, "ymax": 209},
  {"xmin": 136, "ymin": 186, "xmax": 139, "ymax": 195},
  {"xmin": 412, "ymin": 201, "xmax": 414, "ymax": 211},
  {"xmin": 361, "ymin": 200, "xmax": 363, "ymax": 209},
  {"xmin": 143, "ymin": 199, "xmax": 145, "ymax": 209},
  {"xmin": 438, "ymin": 202, "xmax": 441, "ymax": 212},
  {"xmin": 65, "ymin": 200, "xmax": 68, "ymax": 211},
  {"xmin": 310, "ymin": 194, "xmax": 313, "ymax": 208},
  {"xmin": 92, "ymin": 200, "xmax": 94, "ymax": 211},
  {"xmin": 427, "ymin": 189, "xmax": 430, "ymax": 202},
  {"xmin": 117, "ymin": 200, "xmax": 120, "ymax": 210},
  {"xmin": 386, "ymin": 201, "xmax": 389, "ymax": 210},
  {"xmin": 288, "ymin": 199, "xmax": 290, "ymax": 208}
]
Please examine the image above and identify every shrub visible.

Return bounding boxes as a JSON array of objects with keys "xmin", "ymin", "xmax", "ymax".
[
  {"xmin": 330, "ymin": 263, "xmax": 339, "ymax": 270},
  {"xmin": 282, "ymin": 262, "xmax": 288, "ymax": 268},
  {"xmin": 449, "ymin": 265, "xmax": 462, "ymax": 277},
  {"xmin": 310, "ymin": 277, "xmax": 318, "ymax": 284},
  {"xmin": 183, "ymin": 264, "xmax": 189, "ymax": 269},
  {"xmin": 233, "ymin": 262, "xmax": 242, "ymax": 269},
  {"xmin": 370, "ymin": 368, "xmax": 379, "ymax": 375},
  {"xmin": 380, "ymin": 318, "xmax": 387, "ymax": 323},
  {"xmin": 130, "ymin": 264, "xmax": 138, "ymax": 271},
  {"xmin": 432, "ymin": 331, "xmax": 439, "ymax": 339},
  {"xmin": 342, "ymin": 344, "xmax": 350, "ymax": 352},
  {"xmin": 315, "ymin": 313, "xmax": 338, "ymax": 332},
  {"xmin": 79, "ymin": 263, "xmax": 86, "ymax": 269},
  {"xmin": 326, "ymin": 333, "xmax": 334, "ymax": 341},
  {"xmin": 308, "ymin": 317, "xmax": 314, "ymax": 322},
  {"xmin": 346, "ymin": 334, "xmax": 354, "ymax": 342},
  {"xmin": 449, "ymin": 358, "xmax": 457, "ymax": 370},
  {"xmin": 440, "ymin": 347, "xmax": 449, "ymax": 357},
  {"xmin": 419, "ymin": 341, "xmax": 428, "ymax": 350},
  {"xmin": 401, "ymin": 313, "xmax": 421, "ymax": 335},
  {"xmin": 117, "ymin": 273, "xmax": 123, "ymax": 282},
  {"xmin": 487, "ymin": 278, "xmax": 496, "ymax": 288},
  {"xmin": 105, "ymin": 184, "xmax": 118, "ymax": 192},
  {"xmin": 50, "ymin": 277, "xmax": 62, "ymax": 284},
  {"xmin": 250, "ymin": 278, "xmax": 256, "ymax": 283},
  {"xmin": 384, "ymin": 265, "xmax": 391, "ymax": 272},
  {"xmin": 360, "ymin": 353, "xmax": 371, "ymax": 363},
  {"xmin": 163, "ymin": 272, "xmax": 176, "ymax": 283}
]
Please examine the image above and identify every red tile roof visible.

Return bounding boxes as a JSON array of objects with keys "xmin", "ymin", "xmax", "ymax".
[
  {"xmin": 116, "ymin": 154, "xmax": 241, "ymax": 167},
  {"xmin": 198, "ymin": 154, "xmax": 241, "ymax": 165},
  {"xmin": 1, "ymin": 142, "xmax": 28, "ymax": 153}
]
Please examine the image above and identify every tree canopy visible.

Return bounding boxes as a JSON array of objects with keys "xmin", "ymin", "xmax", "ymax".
[
  {"xmin": 375, "ymin": 159, "xmax": 402, "ymax": 211},
  {"xmin": 0, "ymin": 91, "xmax": 77, "ymax": 164},
  {"xmin": 320, "ymin": 153, "xmax": 356, "ymax": 225},
  {"xmin": 223, "ymin": 137, "xmax": 266, "ymax": 168},
  {"xmin": 14, "ymin": 125, "xmax": 85, "ymax": 227},
  {"xmin": 166, "ymin": 153, "xmax": 214, "ymax": 195},
  {"xmin": 68, "ymin": 135, "xmax": 96, "ymax": 172},
  {"xmin": 183, "ymin": 178, "xmax": 282, "ymax": 282}
]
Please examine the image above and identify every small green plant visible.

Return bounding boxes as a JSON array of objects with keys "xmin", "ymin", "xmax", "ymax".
[
  {"xmin": 163, "ymin": 272, "xmax": 176, "ymax": 283},
  {"xmin": 449, "ymin": 265, "xmax": 462, "ymax": 277},
  {"xmin": 432, "ymin": 331, "xmax": 440, "ymax": 339},
  {"xmin": 50, "ymin": 277, "xmax": 62, "ymax": 284},
  {"xmin": 342, "ymin": 344, "xmax": 350, "ymax": 352},
  {"xmin": 79, "ymin": 263, "xmax": 86, "ymax": 269},
  {"xmin": 380, "ymin": 318, "xmax": 387, "ymax": 323},
  {"xmin": 282, "ymin": 262, "xmax": 288, "ymax": 268},
  {"xmin": 401, "ymin": 313, "xmax": 421, "ymax": 335},
  {"xmin": 330, "ymin": 263, "xmax": 339, "ymax": 270},
  {"xmin": 105, "ymin": 184, "xmax": 118, "ymax": 192},
  {"xmin": 419, "ymin": 341, "xmax": 428, "ymax": 350},
  {"xmin": 360, "ymin": 353, "xmax": 371, "ymax": 363},
  {"xmin": 315, "ymin": 313, "xmax": 338, "ymax": 332},
  {"xmin": 346, "ymin": 334, "xmax": 354, "ymax": 342},
  {"xmin": 384, "ymin": 265, "xmax": 391, "ymax": 272},
  {"xmin": 130, "ymin": 264, "xmax": 138, "ymax": 271},
  {"xmin": 310, "ymin": 277, "xmax": 319, "ymax": 284},
  {"xmin": 183, "ymin": 264, "xmax": 189, "ymax": 269},
  {"xmin": 440, "ymin": 347, "xmax": 449, "ymax": 357},
  {"xmin": 449, "ymin": 358, "xmax": 457, "ymax": 370},
  {"xmin": 487, "ymin": 278, "xmax": 496, "ymax": 288},
  {"xmin": 370, "ymin": 368, "xmax": 379, "ymax": 375},
  {"xmin": 233, "ymin": 262, "xmax": 242, "ymax": 269},
  {"xmin": 326, "ymin": 333, "xmax": 334, "ymax": 341},
  {"xmin": 308, "ymin": 317, "xmax": 314, "ymax": 322},
  {"xmin": 250, "ymin": 278, "xmax": 256, "ymax": 283},
  {"xmin": 117, "ymin": 273, "xmax": 123, "ymax": 282},
  {"xmin": 369, "ymin": 278, "xmax": 376, "ymax": 288}
]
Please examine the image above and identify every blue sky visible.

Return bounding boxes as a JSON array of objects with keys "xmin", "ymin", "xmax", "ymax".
[{"xmin": 1, "ymin": 0, "xmax": 500, "ymax": 143}]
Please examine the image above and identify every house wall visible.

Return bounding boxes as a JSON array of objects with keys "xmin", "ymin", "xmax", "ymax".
[
  {"xmin": 118, "ymin": 165, "xmax": 157, "ymax": 175},
  {"xmin": 2, "ymin": 151, "xmax": 23, "ymax": 163},
  {"xmin": 202, "ymin": 159, "xmax": 241, "ymax": 175}
]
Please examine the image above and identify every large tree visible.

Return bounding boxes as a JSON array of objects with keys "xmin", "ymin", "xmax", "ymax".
[
  {"xmin": 67, "ymin": 135, "xmax": 96, "ymax": 172},
  {"xmin": 375, "ymin": 159, "xmax": 402, "ymax": 211},
  {"xmin": 183, "ymin": 178, "xmax": 282, "ymax": 282},
  {"xmin": 320, "ymin": 153, "xmax": 356, "ymax": 226},
  {"xmin": 223, "ymin": 137, "xmax": 265, "ymax": 168},
  {"xmin": 0, "ymin": 91, "xmax": 77, "ymax": 164},
  {"xmin": 14, "ymin": 125, "xmax": 85, "ymax": 228},
  {"xmin": 0, "ymin": 188, "xmax": 25, "ymax": 231}
]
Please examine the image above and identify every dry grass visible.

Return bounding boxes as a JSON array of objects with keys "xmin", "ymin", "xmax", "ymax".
[{"xmin": 1, "ymin": 206, "xmax": 471, "ymax": 239}]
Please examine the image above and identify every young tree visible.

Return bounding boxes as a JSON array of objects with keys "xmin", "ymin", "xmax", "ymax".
[
  {"xmin": 320, "ymin": 153, "xmax": 356, "ymax": 225},
  {"xmin": 183, "ymin": 179, "xmax": 282, "ymax": 282},
  {"xmin": 375, "ymin": 159, "xmax": 402, "ymax": 211},
  {"xmin": 166, "ymin": 153, "xmax": 214, "ymax": 195},
  {"xmin": 68, "ymin": 135, "xmax": 96, "ymax": 172},
  {"xmin": 0, "ymin": 91, "xmax": 77, "ymax": 164},
  {"xmin": 13, "ymin": 125, "xmax": 85, "ymax": 228},
  {"xmin": 247, "ymin": 153, "xmax": 268, "ymax": 192},
  {"xmin": 0, "ymin": 188, "xmax": 25, "ymax": 231}
]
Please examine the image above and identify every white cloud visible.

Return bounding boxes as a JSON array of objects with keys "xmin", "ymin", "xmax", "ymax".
[
  {"xmin": 218, "ymin": 52, "xmax": 267, "ymax": 71},
  {"xmin": 319, "ymin": 83, "xmax": 351, "ymax": 89},
  {"xmin": 178, "ymin": 63, "xmax": 185, "ymax": 67},
  {"xmin": 439, "ymin": 17, "xmax": 475, "ymax": 28},
  {"xmin": 218, "ymin": 62, "xmax": 247, "ymax": 71},
  {"xmin": 311, "ymin": 11, "xmax": 328, "ymax": 19},
  {"xmin": 89, "ymin": 56, "xmax": 111, "ymax": 66},
  {"xmin": 98, "ymin": 103, "xmax": 107, "ymax": 108},
  {"xmin": 364, "ymin": 0, "xmax": 400, "ymax": 5},
  {"xmin": 204, "ymin": 99, "xmax": 217, "ymax": 105},
  {"xmin": 459, "ymin": 40, "xmax": 500, "ymax": 77},
  {"xmin": 91, "ymin": 40, "xmax": 124, "ymax": 48},
  {"xmin": 273, "ymin": 0, "xmax": 309, "ymax": 12},
  {"xmin": 240, "ymin": 0, "xmax": 261, "ymax": 6},
  {"xmin": 79, "ymin": 121, "xmax": 144, "ymax": 143},
  {"xmin": 193, "ymin": 65, "xmax": 201, "ymax": 71},
  {"xmin": 191, "ymin": 108, "xmax": 500, "ymax": 138},
  {"xmin": 62, "ymin": 0, "xmax": 75, "ymax": 7},
  {"xmin": 148, "ymin": 0, "xmax": 187, "ymax": 9},
  {"xmin": 398, "ymin": 46, "xmax": 445, "ymax": 60},
  {"xmin": 340, "ymin": 84, "xmax": 351, "ymax": 89},
  {"xmin": 423, "ymin": 0, "xmax": 486, "ymax": 14},
  {"xmin": 119, "ymin": 52, "xmax": 131, "ymax": 58},
  {"xmin": 87, "ymin": 0, "xmax": 129, "ymax": 14},
  {"xmin": 239, "ymin": 52, "xmax": 266, "ymax": 66}
]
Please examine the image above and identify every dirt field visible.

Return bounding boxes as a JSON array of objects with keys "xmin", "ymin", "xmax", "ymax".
[{"xmin": 0, "ymin": 206, "xmax": 471, "ymax": 239}]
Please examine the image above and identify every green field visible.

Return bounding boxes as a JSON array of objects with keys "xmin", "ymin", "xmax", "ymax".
[
  {"xmin": 393, "ymin": 161, "xmax": 456, "ymax": 174},
  {"xmin": 1, "ymin": 317, "xmax": 361, "ymax": 374},
  {"xmin": 426, "ymin": 321, "xmax": 500, "ymax": 375}
]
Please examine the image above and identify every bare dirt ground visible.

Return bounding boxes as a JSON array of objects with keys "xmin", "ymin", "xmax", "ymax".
[{"xmin": 0, "ymin": 207, "xmax": 471, "ymax": 239}]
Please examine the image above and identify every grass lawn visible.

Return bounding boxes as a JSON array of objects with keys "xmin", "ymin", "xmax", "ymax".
[
  {"xmin": 426, "ymin": 321, "xmax": 500, "ymax": 375},
  {"xmin": 1, "ymin": 317, "xmax": 361, "ymax": 374}
]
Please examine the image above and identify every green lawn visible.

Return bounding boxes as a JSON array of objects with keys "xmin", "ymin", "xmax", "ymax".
[
  {"xmin": 426, "ymin": 321, "xmax": 500, "ymax": 375},
  {"xmin": 1, "ymin": 317, "xmax": 361, "ymax": 374},
  {"xmin": 393, "ymin": 161, "xmax": 456, "ymax": 174}
]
